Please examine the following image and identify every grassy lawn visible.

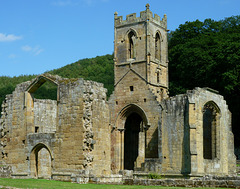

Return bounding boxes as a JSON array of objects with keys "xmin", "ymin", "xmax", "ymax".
[{"xmin": 0, "ymin": 178, "xmax": 231, "ymax": 189}]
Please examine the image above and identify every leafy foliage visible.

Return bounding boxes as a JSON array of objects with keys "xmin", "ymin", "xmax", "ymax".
[
  {"xmin": 33, "ymin": 81, "xmax": 58, "ymax": 100},
  {"xmin": 49, "ymin": 54, "xmax": 114, "ymax": 96},
  {"xmin": 148, "ymin": 173, "xmax": 164, "ymax": 179}
]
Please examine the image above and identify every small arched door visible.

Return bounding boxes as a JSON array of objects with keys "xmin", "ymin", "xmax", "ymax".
[{"xmin": 30, "ymin": 144, "xmax": 52, "ymax": 179}]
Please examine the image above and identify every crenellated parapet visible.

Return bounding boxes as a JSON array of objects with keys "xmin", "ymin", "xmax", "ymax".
[{"xmin": 114, "ymin": 4, "xmax": 167, "ymax": 29}]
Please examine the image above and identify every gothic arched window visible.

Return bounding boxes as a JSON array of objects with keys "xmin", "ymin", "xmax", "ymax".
[
  {"xmin": 203, "ymin": 102, "xmax": 220, "ymax": 159},
  {"xmin": 155, "ymin": 32, "xmax": 161, "ymax": 60},
  {"xmin": 128, "ymin": 31, "xmax": 136, "ymax": 59}
]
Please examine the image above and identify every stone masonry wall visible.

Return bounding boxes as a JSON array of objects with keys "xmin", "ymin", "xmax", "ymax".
[
  {"xmin": 34, "ymin": 99, "xmax": 57, "ymax": 133},
  {"xmin": 160, "ymin": 95, "xmax": 190, "ymax": 174},
  {"xmin": 187, "ymin": 87, "xmax": 236, "ymax": 175},
  {"xmin": 109, "ymin": 70, "xmax": 162, "ymax": 173},
  {"xmin": 114, "ymin": 5, "xmax": 169, "ymax": 102},
  {"xmin": 124, "ymin": 176, "xmax": 240, "ymax": 188},
  {"xmin": 0, "ymin": 81, "xmax": 31, "ymax": 175},
  {"xmin": 52, "ymin": 78, "xmax": 111, "ymax": 178},
  {"xmin": 53, "ymin": 78, "xmax": 86, "ymax": 175},
  {"xmin": 0, "ymin": 74, "xmax": 111, "ymax": 180},
  {"xmin": 90, "ymin": 81, "xmax": 111, "ymax": 177},
  {"xmin": 159, "ymin": 87, "xmax": 236, "ymax": 176}
]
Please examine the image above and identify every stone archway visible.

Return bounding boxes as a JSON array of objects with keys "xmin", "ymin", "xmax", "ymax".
[
  {"xmin": 115, "ymin": 104, "xmax": 149, "ymax": 171},
  {"xmin": 30, "ymin": 143, "xmax": 52, "ymax": 179}
]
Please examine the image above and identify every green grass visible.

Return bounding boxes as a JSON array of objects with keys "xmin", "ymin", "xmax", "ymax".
[
  {"xmin": 0, "ymin": 178, "xmax": 231, "ymax": 189},
  {"xmin": 237, "ymin": 164, "xmax": 240, "ymax": 167}
]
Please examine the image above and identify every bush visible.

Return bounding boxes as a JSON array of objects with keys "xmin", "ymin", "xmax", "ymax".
[{"xmin": 148, "ymin": 173, "xmax": 164, "ymax": 179}]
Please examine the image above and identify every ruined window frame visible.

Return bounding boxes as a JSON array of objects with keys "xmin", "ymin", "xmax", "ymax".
[
  {"xmin": 155, "ymin": 32, "xmax": 161, "ymax": 61},
  {"xmin": 25, "ymin": 75, "xmax": 59, "ymax": 134},
  {"xmin": 127, "ymin": 31, "xmax": 136, "ymax": 60},
  {"xmin": 202, "ymin": 101, "xmax": 221, "ymax": 160}
]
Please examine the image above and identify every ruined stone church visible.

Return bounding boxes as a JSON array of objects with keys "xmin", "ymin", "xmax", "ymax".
[{"xmin": 0, "ymin": 4, "xmax": 236, "ymax": 182}]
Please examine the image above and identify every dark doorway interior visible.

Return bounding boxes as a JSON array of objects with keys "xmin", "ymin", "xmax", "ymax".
[
  {"xmin": 124, "ymin": 113, "xmax": 142, "ymax": 170},
  {"xmin": 203, "ymin": 106, "xmax": 216, "ymax": 159}
]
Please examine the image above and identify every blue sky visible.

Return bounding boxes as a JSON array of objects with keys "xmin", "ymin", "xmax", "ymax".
[{"xmin": 0, "ymin": 0, "xmax": 239, "ymax": 77}]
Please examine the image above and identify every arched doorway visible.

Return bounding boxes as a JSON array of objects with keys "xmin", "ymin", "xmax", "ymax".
[
  {"xmin": 124, "ymin": 113, "xmax": 143, "ymax": 170},
  {"xmin": 114, "ymin": 104, "xmax": 150, "ymax": 171},
  {"xmin": 30, "ymin": 144, "xmax": 52, "ymax": 179}
]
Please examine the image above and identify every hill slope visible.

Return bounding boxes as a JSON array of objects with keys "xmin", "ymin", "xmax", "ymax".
[
  {"xmin": 49, "ymin": 54, "xmax": 114, "ymax": 96},
  {"xmin": 0, "ymin": 54, "xmax": 114, "ymax": 108}
]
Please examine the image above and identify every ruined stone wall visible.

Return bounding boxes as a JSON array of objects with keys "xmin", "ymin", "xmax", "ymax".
[
  {"xmin": 160, "ymin": 95, "xmax": 190, "ymax": 174},
  {"xmin": 52, "ymin": 78, "xmax": 111, "ymax": 178},
  {"xmin": 187, "ymin": 88, "xmax": 236, "ymax": 175},
  {"xmin": 0, "ymin": 94, "xmax": 13, "ymax": 163},
  {"xmin": 34, "ymin": 99, "xmax": 57, "ymax": 133},
  {"xmin": 0, "ymin": 81, "xmax": 31, "ymax": 176},
  {"xmin": 53, "ymin": 79, "xmax": 86, "ymax": 175},
  {"xmin": 124, "ymin": 176, "xmax": 240, "ymax": 188},
  {"xmin": 0, "ymin": 74, "xmax": 111, "ymax": 180},
  {"xmin": 160, "ymin": 88, "xmax": 236, "ymax": 176},
  {"xmin": 91, "ymin": 82, "xmax": 111, "ymax": 176}
]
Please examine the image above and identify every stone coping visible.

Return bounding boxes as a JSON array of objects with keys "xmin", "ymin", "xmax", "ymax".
[{"xmin": 123, "ymin": 178, "xmax": 240, "ymax": 188}]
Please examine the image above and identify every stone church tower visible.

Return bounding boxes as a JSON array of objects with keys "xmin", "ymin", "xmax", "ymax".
[
  {"xmin": 109, "ymin": 4, "xmax": 169, "ymax": 173},
  {"xmin": 114, "ymin": 4, "xmax": 168, "ymax": 101}
]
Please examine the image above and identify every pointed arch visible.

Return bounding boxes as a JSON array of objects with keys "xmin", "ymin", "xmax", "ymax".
[
  {"xmin": 30, "ymin": 143, "xmax": 53, "ymax": 179},
  {"xmin": 125, "ymin": 28, "xmax": 138, "ymax": 39},
  {"xmin": 155, "ymin": 31, "xmax": 161, "ymax": 60},
  {"xmin": 27, "ymin": 75, "xmax": 59, "ymax": 94},
  {"xmin": 126, "ymin": 29, "xmax": 138, "ymax": 59},
  {"xmin": 115, "ymin": 103, "xmax": 149, "ymax": 128},
  {"xmin": 202, "ymin": 101, "xmax": 221, "ymax": 159},
  {"xmin": 30, "ymin": 143, "xmax": 53, "ymax": 158}
]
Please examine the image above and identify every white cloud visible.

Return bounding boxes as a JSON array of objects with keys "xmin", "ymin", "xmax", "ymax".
[
  {"xmin": 21, "ymin": 45, "xmax": 44, "ymax": 56},
  {"xmin": 0, "ymin": 33, "xmax": 22, "ymax": 42},
  {"xmin": 52, "ymin": 0, "xmax": 108, "ymax": 7},
  {"xmin": 83, "ymin": 0, "xmax": 93, "ymax": 6},
  {"xmin": 52, "ymin": 0, "xmax": 79, "ymax": 6},
  {"xmin": 21, "ymin": 45, "xmax": 32, "ymax": 52},
  {"xmin": 8, "ymin": 54, "xmax": 16, "ymax": 59},
  {"xmin": 34, "ymin": 47, "xmax": 44, "ymax": 55}
]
